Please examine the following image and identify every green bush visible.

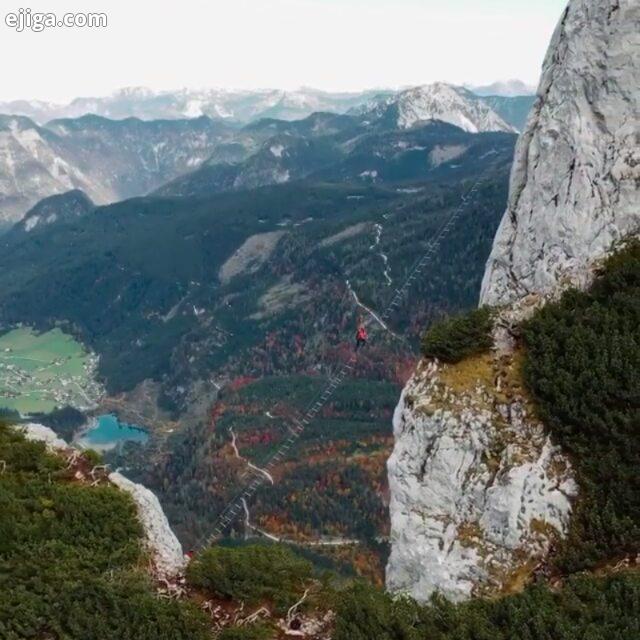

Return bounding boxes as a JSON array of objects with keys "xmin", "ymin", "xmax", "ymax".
[
  {"xmin": 219, "ymin": 623, "xmax": 273, "ymax": 640},
  {"xmin": 187, "ymin": 543, "xmax": 313, "ymax": 613},
  {"xmin": 0, "ymin": 423, "xmax": 209, "ymax": 640},
  {"xmin": 421, "ymin": 306, "xmax": 494, "ymax": 363},
  {"xmin": 83, "ymin": 447, "xmax": 103, "ymax": 467},
  {"xmin": 333, "ymin": 582, "xmax": 417, "ymax": 640},
  {"xmin": 522, "ymin": 240, "xmax": 640, "ymax": 571},
  {"xmin": 334, "ymin": 573, "xmax": 640, "ymax": 640}
]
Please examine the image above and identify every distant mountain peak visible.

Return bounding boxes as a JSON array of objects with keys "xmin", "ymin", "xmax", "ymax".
[
  {"xmin": 112, "ymin": 86, "xmax": 156, "ymax": 98},
  {"xmin": 17, "ymin": 189, "xmax": 94, "ymax": 233},
  {"xmin": 0, "ymin": 87, "xmax": 388, "ymax": 126},
  {"xmin": 469, "ymin": 79, "xmax": 536, "ymax": 97},
  {"xmin": 361, "ymin": 83, "xmax": 516, "ymax": 133}
]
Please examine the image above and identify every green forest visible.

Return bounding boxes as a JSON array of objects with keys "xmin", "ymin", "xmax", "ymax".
[
  {"xmin": 334, "ymin": 574, "xmax": 640, "ymax": 640},
  {"xmin": 2, "ymin": 229, "xmax": 640, "ymax": 638},
  {"xmin": 2, "ymin": 225, "xmax": 638, "ymax": 640},
  {"xmin": 188, "ymin": 543, "xmax": 315, "ymax": 614},
  {"xmin": 0, "ymin": 423, "xmax": 209, "ymax": 640},
  {"xmin": 522, "ymin": 240, "xmax": 640, "ymax": 571}
]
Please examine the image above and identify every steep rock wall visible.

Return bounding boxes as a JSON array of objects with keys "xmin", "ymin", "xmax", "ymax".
[
  {"xmin": 387, "ymin": 355, "xmax": 576, "ymax": 602},
  {"xmin": 481, "ymin": 0, "xmax": 640, "ymax": 306}
]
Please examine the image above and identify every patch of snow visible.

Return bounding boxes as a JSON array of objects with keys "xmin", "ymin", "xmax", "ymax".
[
  {"xmin": 274, "ymin": 169, "xmax": 290, "ymax": 183},
  {"xmin": 213, "ymin": 103, "xmax": 234, "ymax": 119},
  {"xmin": 182, "ymin": 99, "xmax": 204, "ymax": 118},
  {"xmin": 369, "ymin": 223, "xmax": 392, "ymax": 286},
  {"xmin": 396, "ymin": 187, "xmax": 424, "ymax": 194},
  {"xmin": 24, "ymin": 216, "xmax": 40, "ymax": 232},
  {"xmin": 369, "ymin": 223, "xmax": 382, "ymax": 250}
]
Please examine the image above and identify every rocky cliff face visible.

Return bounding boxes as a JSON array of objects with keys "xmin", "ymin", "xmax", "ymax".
[
  {"xmin": 481, "ymin": 0, "xmax": 640, "ymax": 306},
  {"xmin": 109, "ymin": 472, "xmax": 187, "ymax": 578},
  {"xmin": 387, "ymin": 0, "xmax": 639, "ymax": 602},
  {"xmin": 387, "ymin": 351, "xmax": 577, "ymax": 602}
]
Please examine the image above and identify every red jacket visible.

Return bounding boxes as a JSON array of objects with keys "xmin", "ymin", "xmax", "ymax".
[{"xmin": 357, "ymin": 326, "xmax": 368, "ymax": 340}]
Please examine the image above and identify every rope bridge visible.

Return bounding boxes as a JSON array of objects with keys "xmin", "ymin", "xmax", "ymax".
[{"xmin": 196, "ymin": 178, "xmax": 482, "ymax": 549}]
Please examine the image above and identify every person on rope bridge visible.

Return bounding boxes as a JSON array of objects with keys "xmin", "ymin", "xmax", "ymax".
[{"xmin": 355, "ymin": 320, "xmax": 368, "ymax": 351}]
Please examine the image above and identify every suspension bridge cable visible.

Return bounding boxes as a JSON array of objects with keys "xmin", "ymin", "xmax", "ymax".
[{"xmin": 195, "ymin": 177, "xmax": 483, "ymax": 549}]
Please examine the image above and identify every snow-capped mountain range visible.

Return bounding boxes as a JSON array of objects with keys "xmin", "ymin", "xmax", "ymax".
[
  {"xmin": 0, "ymin": 81, "xmax": 532, "ymax": 126},
  {"xmin": 469, "ymin": 79, "xmax": 536, "ymax": 97},
  {"xmin": 0, "ymin": 87, "xmax": 392, "ymax": 126},
  {"xmin": 0, "ymin": 83, "xmax": 522, "ymax": 228}
]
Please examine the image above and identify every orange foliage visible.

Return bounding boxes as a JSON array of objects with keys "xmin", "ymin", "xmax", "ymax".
[
  {"xmin": 209, "ymin": 401, "xmax": 226, "ymax": 431},
  {"xmin": 227, "ymin": 376, "xmax": 257, "ymax": 392}
]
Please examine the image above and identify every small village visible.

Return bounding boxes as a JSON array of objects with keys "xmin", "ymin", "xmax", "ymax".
[{"xmin": 0, "ymin": 329, "xmax": 103, "ymax": 415}]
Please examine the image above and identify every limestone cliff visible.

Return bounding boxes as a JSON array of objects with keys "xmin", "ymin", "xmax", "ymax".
[
  {"xmin": 386, "ymin": 0, "xmax": 639, "ymax": 602},
  {"xmin": 481, "ymin": 0, "xmax": 640, "ymax": 307},
  {"xmin": 387, "ymin": 350, "xmax": 577, "ymax": 602},
  {"xmin": 109, "ymin": 472, "xmax": 186, "ymax": 578}
]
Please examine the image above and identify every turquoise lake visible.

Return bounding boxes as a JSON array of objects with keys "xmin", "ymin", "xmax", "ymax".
[{"xmin": 76, "ymin": 414, "xmax": 148, "ymax": 451}]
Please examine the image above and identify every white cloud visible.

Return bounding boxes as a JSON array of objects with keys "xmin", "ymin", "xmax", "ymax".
[{"xmin": 0, "ymin": 0, "xmax": 566, "ymax": 102}]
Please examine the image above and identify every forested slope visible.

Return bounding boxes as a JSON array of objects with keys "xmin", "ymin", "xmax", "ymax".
[
  {"xmin": 523, "ymin": 240, "xmax": 640, "ymax": 571},
  {"xmin": 0, "ymin": 423, "xmax": 208, "ymax": 640}
]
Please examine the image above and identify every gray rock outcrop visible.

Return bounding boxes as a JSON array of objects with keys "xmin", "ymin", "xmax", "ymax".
[{"xmin": 481, "ymin": 0, "xmax": 640, "ymax": 306}]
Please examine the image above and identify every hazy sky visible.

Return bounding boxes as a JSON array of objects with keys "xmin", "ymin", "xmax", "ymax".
[{"xmin": 1, "ymin": 0, "xmax": 568, "ymax": 102}]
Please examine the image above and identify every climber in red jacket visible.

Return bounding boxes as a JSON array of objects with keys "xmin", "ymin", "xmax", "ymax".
[{"xmin": 355, "ymin": 322, "xmax": 368, "ymax": 351}]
